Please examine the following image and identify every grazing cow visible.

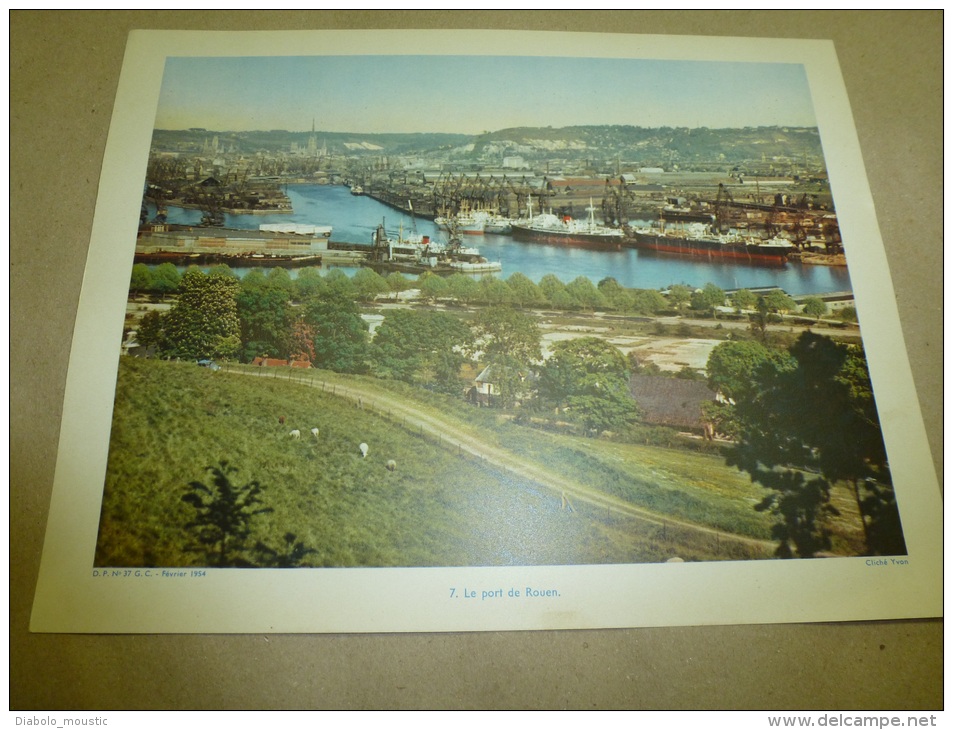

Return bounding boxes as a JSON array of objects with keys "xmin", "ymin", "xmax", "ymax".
[
  {"xmin": 278, "ymin": 416, "xmax": 286, "ymax": 425},
  {"xmin": 386, "ymin": 460, "xmax": 397, "ymax": 472},
  {"xmin": 289, "ymin": 429, "xmax": 301, "ymax": 440},
  {"xmin": 359, "ymin": 442, "xmax": 369, "ymax": 458},
  {"xmin": 311, "ymin": 428, "xmax": 320, "ymax": 439}
]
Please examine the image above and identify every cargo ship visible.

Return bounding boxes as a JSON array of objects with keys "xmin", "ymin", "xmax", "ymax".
[
  {"xmin": 434, "ymin": 201, "xmax": 490, "ymax": 235},
  {"xmin": 510, "ymin": 197, "xmax": 624, "ymax": 249},
  {"xmin": 628, "ymin": 221, "xmax": 795, "ymax": 263}
]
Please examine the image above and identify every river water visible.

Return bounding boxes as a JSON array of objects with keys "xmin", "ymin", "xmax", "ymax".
[{"xmin": 153, "ymin": 183, "xmax": 851, "ymax": 296}]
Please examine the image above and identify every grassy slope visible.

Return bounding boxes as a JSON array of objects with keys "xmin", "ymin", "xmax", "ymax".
[
  {"xmin": 270, "ymin": 367, "xmax": 775, "ymax": 540},
  {"xmin": 96, "ymin": 359, "xmax": 802, "ymax": 568}
]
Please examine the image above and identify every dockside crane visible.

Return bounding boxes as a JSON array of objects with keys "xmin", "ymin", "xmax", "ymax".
[
  {"xmin": 601, "ymin": 176, "xmax": 630, "ymax": 228},
  {"xmin": 714, "ymin": 183, "xmax": 736, "ymax": 232},
  {"xmin": 505, "ymin": 175, "xmax": 536, "ymax": 219},
  {"xmin": 491, "ymin": 176, "xmax": 511, "ymax": 216}
]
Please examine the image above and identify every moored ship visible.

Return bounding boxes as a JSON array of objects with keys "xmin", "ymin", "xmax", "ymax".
[
  {"xmin": 510, "ymin": 197, "xmax": 624, "ymax": 249},
  {"xmin": 628, "ymin": 221, "xmax": 795, "ymax": 263},
  {"xmin": 366, "ymin": 222, "xmax": 501, "ymax": 275},
  {"xmin": 659, "ymin": 204, "xmax": 715, "ymax": 224},
  {"xmin": 477, "ymin": 210, "xmax": 513, "ymax": 235},
  {"xmin": 434, "ymin": 201, "xmax": 487, "ymax": 235}
]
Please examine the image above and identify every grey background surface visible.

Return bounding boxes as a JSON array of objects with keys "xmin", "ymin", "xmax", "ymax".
[{"xmin": 11, "ymin": 10, "xmax": 942, "ymax": 710}]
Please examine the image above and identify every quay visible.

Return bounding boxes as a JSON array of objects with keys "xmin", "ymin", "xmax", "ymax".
[
  {"xmin": 135, "ymin": 224, "xmax": 376, "ymax": 268},
  {"xmin": 362, "ymin": 190, "xmax": 436, "ymax": 220},
  {"xmin": 136, "ymin": 224, "xmax": 332, "ymax": 268}
]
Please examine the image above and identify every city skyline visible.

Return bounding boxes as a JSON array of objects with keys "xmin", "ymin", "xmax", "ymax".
[{"xmin": 154, "ymin": 55, "xmax": 818, "ymax": 135}]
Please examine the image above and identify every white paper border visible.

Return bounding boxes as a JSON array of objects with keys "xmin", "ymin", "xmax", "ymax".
[{"xmin": 31, "ymin": 29, "xmax": 943, "ymax": 633}]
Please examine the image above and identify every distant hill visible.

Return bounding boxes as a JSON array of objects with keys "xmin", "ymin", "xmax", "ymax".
[
  {"xmin": 470, "ymin": 125, "xmax": 823, "ymax": 165},
  {"xmin": 150, "ymin": 124, "xmax": 823, "ymax": 166},
  {"xmin": 151, "ymin": 128, "xmax": 472, "ymax": 156}
]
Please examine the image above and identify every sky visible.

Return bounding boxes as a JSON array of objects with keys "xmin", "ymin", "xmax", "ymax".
[{"xmin": 154, "ymin": 55, "xmax": 818, "ymax": 134}]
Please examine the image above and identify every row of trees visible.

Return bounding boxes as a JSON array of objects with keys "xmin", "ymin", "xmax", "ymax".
[
  {"xmin": 130, "ymin": 263, "xmax": 855, "ymax": 324},
  {"xmin": 130, "ymin": 262, "xmax": 843, "ymax": 321},
  {"xmin": 131, "ymin": 263, "xmax": 675, "ymax": 315}
]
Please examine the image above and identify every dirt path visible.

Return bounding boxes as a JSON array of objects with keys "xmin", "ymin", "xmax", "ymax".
[{"xmin": 225, "ymin": 365, "xmax": 774, "ymax": 554}]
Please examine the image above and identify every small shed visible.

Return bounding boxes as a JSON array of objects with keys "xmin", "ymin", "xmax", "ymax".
[
  {"xmin": 628, "ymin": 375, "xmax": 718, "ymax": 435},
  {"xmin": 468, "ymin": 364, "xmax": 537, "ymax": 407}
]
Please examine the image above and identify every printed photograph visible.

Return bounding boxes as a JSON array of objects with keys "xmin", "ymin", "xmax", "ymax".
[{"xmin": 94, "ymin": 53, "xmax": 907, "ymax": 570}]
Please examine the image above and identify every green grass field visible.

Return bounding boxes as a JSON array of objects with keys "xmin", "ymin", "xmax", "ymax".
[{"xmin": 96, "ymin": 358, "xmax": 863, "ymax": 568}]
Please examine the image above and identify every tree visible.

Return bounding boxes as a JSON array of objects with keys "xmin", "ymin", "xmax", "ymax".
[
  {"xmin": 370, "ymin": 309, "xmax": 473, "ymax": 394},
  {"xmin": 731, "ymin": 288, "xmax": 758, "ymax": 311},
  {"xmin": 666, "ymin": 284, "xmax": 692, "ymax": 314},
  {"xmin": 129, "ymin": 263, "xmax": 153, "ymax": 295},
  {"xmin": 566, "ymin": 276, "xmax": 606, "ymax": 311},
  {"xmin": 539, "ymin": 336, "xmax": 638, "ymax": 433},
  {"xmin": 748, "ymin": 296, "xmax": 776, "ymax": 344},
  {"xmin": 303, "ymin": 290, "xmax": 369, "ymax": 373},
  {"xmin": 506, "ymin": 272, "xmax": 545, "ymax": 309},
  {"xmin": 478, "ymin": 275, "xmax": 511, "ymax": 306},
  {"xmin": 597, "ymin": 277, "xmax": 634, "ymax": 312},
  {"xmin": 801, "ymin": 296, "xmax": 828, "ymax": 322},
  {"xmin": 704, "ymin": 339, "xmax": 792, "ymax": 440},
  {"xmin": 236, "ymin": 271, "xmax": 294, "ymax": 361},
  {"xmin": 323, "ymin": 268, "xmax": 356, "ymax": 300},
  {"xmin": 441, "ymin": 273, "xmax": 474, "ymax": 306},
  {"xmin": 161, "ymin": 268, "xmax": 241, "ymax": 360},
  {"xmin": 151, "ymin": 262, "xmax": 182, "ymax": 299},
  {"xmin": 706, "ymin": 339, "xmax": 791, "ymax": 404},
  {"xmin": 265, "ymin": 266, "xmax": 294, "ymax": 297},
  {"xmin": 293, "ymin": 267, "xmax": 326, "ymax": 301},
  {"xmin": 761, "ymin": 289, "xmax": 797, "ymax": 315},
  {"xmin": 838, "ymin": 306, "xmax": 859, "ymax": 324},
  {"xmin": 471, "ymin": 306, "xmax": 542, "ymax": 408},
  {"xmin": 630, "ymin": 289, "xmax": 668, "ymax": 316},
  {"xmin": 181, "ymin": 462, "xmax": 274, "ymax": 567},
  {"xmin": 538, "ymin": 274, "xmax": 567, "ymax": 305},
  {"xmin": 549, "ymin": 287, "xmax": 575, "ymax": 311},
  {"xmin": 240, "ymin": 268, "xmax": 269, "ymax": 290},
  {"xmin": 135, "ymin": 309, "xmax": 166, "ymax": 351},
  {"xmin": 386, "ymin": 271, "xmax": 412, "ymax": 302},
  {"xmin": 287, "ymin": 318, "xmax": 317, "ymax": 365},
  {"xmin": 352, "ymin": 267, "xmax": 389, "ymax": 302},
  {"xmin": 721, "ymin": 332, "xmax": 903, "ymax": 557},
  {"xmin": 690, "ymin": 282, "xmax": 726, "ymax": 318},
  {"xmin": 417, "ymin": 271, "xmax": 449, "ymax": 303},
  {"xmin": 471, "ymin": 305, "xmax": 541, "ymax": 365},
  {"xmin": 209, "ymin": 263, "xmax": 238, "ymax": 281}
]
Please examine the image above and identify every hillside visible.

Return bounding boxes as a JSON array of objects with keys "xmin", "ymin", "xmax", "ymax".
[
  {"xmin": 150, "ymin": 128, "xmax": 472, "ymax": 156},
  {"xmin": 95, "ymin": 358, "xmax": 785, "ymax": 569},
  {"xmin": 470, "ymin": 125, "xmax": 824, "ymax": 165},
  {"xmin": 150, "ymin": 124, "xmax": 823, "ymax": 167}
]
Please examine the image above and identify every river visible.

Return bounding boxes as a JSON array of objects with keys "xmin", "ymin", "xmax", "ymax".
[{"xmin": 151, "ymin": 183, "xmax": 852, "ymax": 296}]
